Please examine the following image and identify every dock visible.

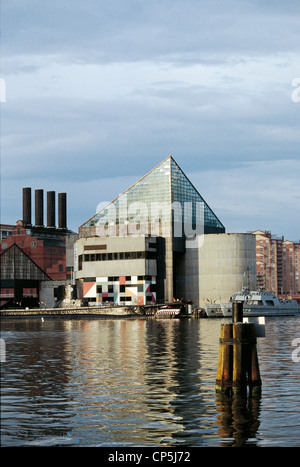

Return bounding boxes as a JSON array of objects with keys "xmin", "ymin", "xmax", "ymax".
[{"xmin": 0, "ymin": 304, "xmax": 160, "ymax": 319}]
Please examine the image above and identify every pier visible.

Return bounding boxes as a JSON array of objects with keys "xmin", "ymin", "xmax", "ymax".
[{"xmin": 0, "ymin": 304, "xmax": 159, "ymax": 318}]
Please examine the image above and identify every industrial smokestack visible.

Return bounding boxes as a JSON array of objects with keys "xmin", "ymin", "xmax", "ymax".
[
  {"xmin": 58, "ymin": 192, "xmax": 67, "ymax": 229},
  {"xmin": 47, "ymin": 191, "xmax": 56, "ymax": 228},
  {"xmin": 22, "ymin": 187, "xmax": 32, "ymax": 226},
  {"xmin": 35, "ymin": 189, "xmax": 44, "ymax": 227}
]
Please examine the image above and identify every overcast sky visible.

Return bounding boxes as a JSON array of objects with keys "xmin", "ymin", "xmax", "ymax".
[{"xmin": 1, "ymin": 0, "xmax": 300, "ymax": 240}]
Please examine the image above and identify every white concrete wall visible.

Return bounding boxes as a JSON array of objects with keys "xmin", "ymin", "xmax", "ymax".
[
  {"xmin": 182, "ymin": 233, "xmax": 256, "ymax": 307},
  {"xmin": 75, "ymin": 235, "xmax": 157, "ymax": 279}
]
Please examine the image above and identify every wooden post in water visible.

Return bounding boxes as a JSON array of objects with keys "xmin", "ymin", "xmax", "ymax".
[
  {"xmin": 232, "ymin": 322, "xmax": 248, "ymax": 395},
  {"xmin": 216, "ymin": 301, "xmax": 262, "ymax": 396},
  {"xmin": 216, "ymin": 323, "xmax": 233, "ymax": 395},
  {"xmin": 232, "ymin": 301, "xmax": 243, "ymax": 323},
  {"xmin": 248, "ymin": 323, "xmax": 262, "ymax": 396}
]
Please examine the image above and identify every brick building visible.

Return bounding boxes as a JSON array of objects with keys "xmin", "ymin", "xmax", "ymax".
[
  {"xmin": 0, "ymin": 188, "xmax": 76, "ymax": 308},
  {"xmin": 1, "ymin": 220, "xmax": 67, "ymax": 280},
  {"xmin": 252, "ymin": 230, "xmax": 300, "ymax": 301}
]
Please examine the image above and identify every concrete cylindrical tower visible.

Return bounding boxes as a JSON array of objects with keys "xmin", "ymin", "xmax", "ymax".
[{"xmin": 197, "ymin": 233, "xmax": 257, "ymax": 307}]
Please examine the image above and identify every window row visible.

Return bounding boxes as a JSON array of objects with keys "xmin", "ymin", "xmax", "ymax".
[
  {"xmin": 96, "ymin": 283, "xmax": 156, "ymax": 293},
  {"xmin": 80, "ymin": 251, "xmax": 157, "ymax": 262},
  {"xmin": 82, "ymin": 275, "xmax": 154, "ymax": 282}
]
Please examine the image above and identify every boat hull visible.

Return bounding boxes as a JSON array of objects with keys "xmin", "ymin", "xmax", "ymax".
[
  {"xmin": 155, "ymin": 303, "xmax": 191, "ymax": 319},
  {"xmin": 205, "ymin": 303, "xmax": 300, "ymax": 318},
  {"xmin": 155, "ymin": 310, "xmax": 182, "ymax": 318}
]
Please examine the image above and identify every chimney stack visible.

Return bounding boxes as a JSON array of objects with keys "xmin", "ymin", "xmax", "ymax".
[
  {"xmin": 58, "ymin": 192, "xmax": 67, "ymax": 229},
  {"xmin": 47, "ymin": 191, "xmax": 56, "ymax": 228},
  {"xmin": 22, "ymin": 187, "xmax": 32, "ymax": 226},
  {"xmin": 35, "ymin": 189, "xmax": 44, "ymax": 227}
]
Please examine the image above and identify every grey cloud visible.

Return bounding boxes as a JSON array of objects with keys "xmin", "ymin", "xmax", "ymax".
[
  {"xmin": 1, "ymin": 0, "xmax": 300, "ymax": 239},
  {"xmin": 3, "ymin": 1, "xmax": 300, "ymax": 61}
]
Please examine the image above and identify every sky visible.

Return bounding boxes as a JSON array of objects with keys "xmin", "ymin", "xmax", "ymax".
[{"xmin": 1, "ymin": 0, "xmax": 300, "ymax": 241}]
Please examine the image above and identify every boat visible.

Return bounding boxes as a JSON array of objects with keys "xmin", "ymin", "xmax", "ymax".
[
  {"xmin": 155, "ymin": 301, "xmax": 192, "ymax": 318},
  {"xmin": 204, "ymin": 290, "xmax": 300, "ymax": 318}
]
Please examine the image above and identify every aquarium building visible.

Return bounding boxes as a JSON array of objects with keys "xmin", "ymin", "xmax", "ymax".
[{"xmin": 76, "ymin": 156, "xmax": 256, "ymax": 306}]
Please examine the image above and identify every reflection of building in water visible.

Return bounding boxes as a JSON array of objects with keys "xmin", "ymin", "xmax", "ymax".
[{"xmin": 144, "ymin": 319, "xmax": 221, "ymax": 444}]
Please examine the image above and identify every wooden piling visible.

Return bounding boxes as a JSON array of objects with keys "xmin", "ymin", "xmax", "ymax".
[
  {"xmin": 216, "ymin": 324, "xmax": 224, "ymax": 389},
  {"xmin": 248, "ymin": 323, "xmax": 262, "ymax": 396},
  {"xmin": 232, "ymin": 301, "xmax": 243, "ymax": 323},
  {"xmin": 232, "ymin": 323, "xmax": 248, "ymax": 395},
  {"xmin": 216, "ymin": 301, "xmax": 262, "ymax": 396},
  {"xmin": 216, "ymin": 323, "xmax": 233, "ymax": 395}
]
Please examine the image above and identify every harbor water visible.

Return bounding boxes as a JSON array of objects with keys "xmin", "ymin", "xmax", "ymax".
[{"xmin": 1, "ymin": 316, "xmax": 300, "ymax": 447}]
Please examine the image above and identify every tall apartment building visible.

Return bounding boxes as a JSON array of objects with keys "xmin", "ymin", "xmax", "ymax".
[{"xmin": 252, "ymin": 230, "xmax": 300, "ymax": 298}]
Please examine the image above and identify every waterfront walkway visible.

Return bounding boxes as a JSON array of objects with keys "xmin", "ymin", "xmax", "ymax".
[{"xmin": 0, "ymin": 304, "xmax": 159, "ymax": 318}]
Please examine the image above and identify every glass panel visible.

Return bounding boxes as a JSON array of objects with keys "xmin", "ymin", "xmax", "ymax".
[
  {"xmin": 81, "ymin": 156, "xmax": 224, "ymax": 232},
  {"xmin": 82, "ymin": 158, "xmax": 172, "ymax": 228},
  {"xmin": 171, "ymin": 158, "xmax": 224, "ymax": 230}
]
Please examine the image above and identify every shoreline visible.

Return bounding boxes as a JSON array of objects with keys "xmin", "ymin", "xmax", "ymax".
[{"xmin": 0, "ymin": 304, "xmax": 159, "ymax": 319}]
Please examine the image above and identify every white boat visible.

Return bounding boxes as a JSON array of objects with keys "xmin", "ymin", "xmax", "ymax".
[
  {"xmin": 156, "ymin": 301, "xmax": 191, "ymax": 318},
  {"xmin": 204, "ymin": 290, "xmax": 300, "ymax": 318}
]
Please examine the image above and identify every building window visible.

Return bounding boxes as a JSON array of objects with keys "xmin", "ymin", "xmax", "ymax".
[
  {"xmin": 81, "ymin": 250, "xmax": 153, "ymax": 262},
  {"xmin": 120, "ymin": 296, "xmax": 131, "ymax": 302}
]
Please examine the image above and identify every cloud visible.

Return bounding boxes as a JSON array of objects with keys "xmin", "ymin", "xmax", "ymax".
[
  {"xmin": 188, "ymin": 159, "xmax": 300, "ymax": 241},
  {"xmin": 3, "ymin": 1, "xmax": 300, "ymax": 60},
  {"xmin": 1, "ymin": 1, "xmax": 300, "ymax": 241}
]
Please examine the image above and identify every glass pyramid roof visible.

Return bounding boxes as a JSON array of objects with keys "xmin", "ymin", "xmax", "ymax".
[{"xmin": 81, "ymin": 156, "xmax": 224, "ymax": 233}]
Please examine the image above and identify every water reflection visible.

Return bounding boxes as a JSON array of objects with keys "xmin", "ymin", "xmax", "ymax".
[
  {"xmin": 1, "ymin": 316, "xmax": 300, "ymax": 446},
  {"xmin": 216, "ymin": 393, "xmax": 261, "ymax": 447},
  {"xmin": 144, "ymin": 319, "xmax": 203, "ymax": 445}
]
